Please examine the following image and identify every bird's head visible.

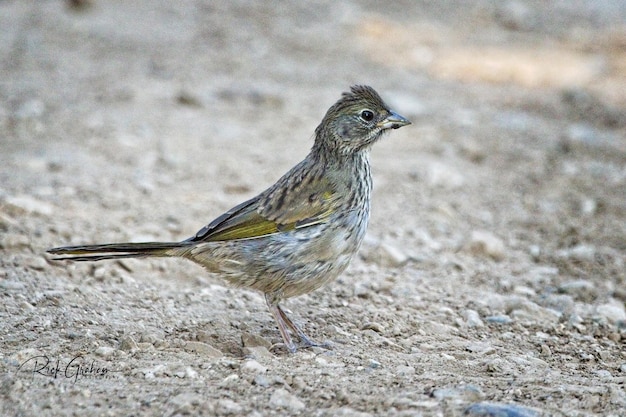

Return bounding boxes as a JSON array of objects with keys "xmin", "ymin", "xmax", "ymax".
[{"xmin": 314, "ymin": 85, "xmax": 411, "ymax": 156}]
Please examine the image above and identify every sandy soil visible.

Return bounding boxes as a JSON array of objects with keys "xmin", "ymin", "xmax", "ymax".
[{"xmin": 1, "ymin": 1, "xmax": 625, "ymax": 416}]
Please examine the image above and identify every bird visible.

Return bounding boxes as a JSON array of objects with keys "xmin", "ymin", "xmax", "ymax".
[{"xmin": 47, "ymin": 85, "xmax": 411, "ymax": 353}]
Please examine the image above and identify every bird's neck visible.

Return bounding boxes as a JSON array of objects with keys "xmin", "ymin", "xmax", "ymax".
[{"xmin": 309, "ymin": 145, "xmax": 372, "ymax": 196}]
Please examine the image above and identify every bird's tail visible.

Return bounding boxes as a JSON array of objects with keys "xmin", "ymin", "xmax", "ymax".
[{"xmin": 47, "ymin": 241, "xmax": 193, "ymax": 262}]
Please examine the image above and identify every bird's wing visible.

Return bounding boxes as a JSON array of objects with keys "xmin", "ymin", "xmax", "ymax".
[{"xmin": 189, "ymin": 176, "xmax": 339, "ymax": 243}]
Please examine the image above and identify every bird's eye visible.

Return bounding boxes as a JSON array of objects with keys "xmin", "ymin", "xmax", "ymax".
[{"xmin": 360, "ymin": 110, "xmax": 374, "ymax": 122}]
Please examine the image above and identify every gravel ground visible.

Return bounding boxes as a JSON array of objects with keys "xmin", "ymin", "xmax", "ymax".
[{"xmin": 1, "ymin": 1, "xmax": 625, "ymax": 416}]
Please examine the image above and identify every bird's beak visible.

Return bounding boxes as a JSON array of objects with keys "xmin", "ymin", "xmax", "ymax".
[{"xmin": 377, "ymin": 111, "xmax": 411, "ymax": 130}]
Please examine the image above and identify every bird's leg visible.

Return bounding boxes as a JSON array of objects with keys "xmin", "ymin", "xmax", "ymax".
[
  {"xmin": 265, "ymin": 293, "xmax": 297, "ymax": 353},
  {"xmin": 276, "ymin": 304, "xmax": 320, "ymax": 348},
  {"xmin": 265, "ymin": 292, "xmax": 327, "ymax": 352}
]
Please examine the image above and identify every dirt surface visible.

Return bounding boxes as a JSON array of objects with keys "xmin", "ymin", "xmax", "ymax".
[{"xmin": 1, "ymin": 1, "xmax": 625, "ymax": 416}]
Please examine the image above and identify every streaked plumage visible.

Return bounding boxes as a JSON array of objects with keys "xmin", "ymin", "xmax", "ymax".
[{"xmin": 48, "ymin": 85, "xmax": 410, "ymax": 352}]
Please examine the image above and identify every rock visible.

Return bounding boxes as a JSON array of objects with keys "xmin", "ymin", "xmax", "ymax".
[
  {"xmin": 467, "ymin": 231, "xmax": 506, "ymax": 261},
  {"xmin": 26, "ymin": 256, "xmax": 48, "ymax": 271},
  {"xmin": 368, "ymin": 359, "xmax": 381, "ymax": 369},
  {"xmin": 361, "ymin": 322, "xmax": 384, "ymax": 333},
  {"xmin": 215, "ymin": 398, "xmax": 243, "ymax": 416},
  {"xmin": 5, "ymin": 195, "xmax": 53, "ymax": 216},
  {"xmin": 95, "ymin": 346, "xmax": 116, "ymax": 358},
  {"xmin": 241, "ymin": 332, "xmax": 271, "ymax": 349},
  {"xmin": 463, "ymin": 309, "xmax": 484, "ymax": 327},
  {"xmin": 269, "ymin": 388, "xmax": 305, "ymax": 411},
  {"xmin": 538, "ymin": 294, "xmax": 574, "ymax": 314},
  {"xmin": 219, "ymin": 374, "xmax": 240, "ymax": 387},
  {"xmin": 240, "ymin": 359, "xmax": 267, "ymax": 375},
  {"xmin": 378, "ymin": 242, "xmax": 409, "ymax": 267},
  {"xmin": 253, "ymin": 374, "xmax": 270, "ymax": 387},
  {"xmin": 432, "ymin": 385, "xmax": 484, "ymax": 402},
  {"xmin": 168, "ymin": 392, "xmax": 202, "ymax": 413},
  {"xmin": 579, "ymin": 198, "xmax": 597, "ymax": 216},
  {"xmin": 242, "ymin": 346, "xmax": 274, "ymax": 361},
  {"xmin": 556, "ymin": 244, "xmax": 595, "ymax": 262},
  {"xmin": 513, "ymin": 286, "xmax": 536, "ymax": 297},
  {"xmin": 562, "ymin": 89, "xmax": 626, "ymax": 129},
  {"xmin": 593, "ymin": 370, "xmax": 612, "ymax": 379},
  {"xmin": 395, "ymin": 365, "xmax": 415, "ymax": 377},
  {"xmin": 528, "ymin": 244, "xmax": 541, "ymax": 260},
  {"xmin": 466, "ymin": 402, "xmax": 540, "ymax": 417},
  {"xmin": 0, "ymin": 233, "xmax": 31, "ymax": 249},
  {"xmin": 595, "ymin": 302, "xmax": 626, "ymax": 324},
  {"xmin": 176, "ymin": 90, "xmax": 203, "ymax": 108},
  {"xmin": 540, "ymin": 344, "xmax": 552, "ymax": 357},
  {"xmin": 494, "ymin": 1, "xmax": 534, "ymax": 31},
  {"xmin": 360, "ymin": 238, "xmax": 409, "ymax": 267},
  {"xmin": 510, "ymin": 302, "xmax": 561, "ymax": 325},
  {"xmin": 139, "ymin": 330, "xmax": 165, "ymax": 345},
  {"xmin": 353, "ymin": 282, "xmax": 371, "ymax": 298},
  {"xmin": 558, "ymin": 280, "xmax": 597, "ymax": 301},
  {"xmin": 314, "ymin": 356, "xmax": 345, "ymax": 368},
  {"xmin": 184, "ymin": 341, "xmax": 223, "ymax": 358},
  {"xmin": 331, "ymin": 407, "xmax": 374, "ymax": 417},
  {"xmin": 119, "ymin": 336, "xmax": 139, "ymax": 352},
  {"xmin": 184, "ymin": 367, "xmax": 198, "ymax": 379},
  {"xmin": 465, "ymin": 342, "xmax": 494, "ymax": 355}
]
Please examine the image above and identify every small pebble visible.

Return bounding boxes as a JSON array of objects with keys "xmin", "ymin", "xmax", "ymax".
[
  {"xmin": 269, "ymin": 388, "xmax": 305, "ymax": 411},
  {"xmin": 240, "ymin": 359, "xmax": 267, "ymax": 375},
  {"xmin": 119, "ymin": 336, "xmax": 139, "ymax": 352},
  {"xmin": 353, "ymin": 282, "xmax": 371, "ymax": 298},
  {"xmin": 0, "ymin": 281, "xmax": 26, "ymax": 290},
  {"xmin": 315, "ymin": 356, "xmax": 345, "ymax": 368},
  {"xmin": 465, "ymin": 342, "xmax": 494, "ymax": 355},
  {"xmin": 395, "ymin": 365, "xmax": 415, "ymax": 377},
  {"xmin": 184, "ymin": 341, "xmax": 223, "ymax": 358},
  {"xmin": 494, "ymin": 1, "xmax": 534, "ymax": 31},
  {"xmin": 5, "ymin": 195, "xmax": 53, "ymax": 216},
  {"xmin": 593, "ymin": 370, "xmax": 612, "ymax": 379},
  {"xmin": 556, "ymin": 244, "xmax": 595, "ymax": 262},
  {"xmin": 595, "ymin": 303, "xmax": 626, "ymax": 324},
  {"xmin": 368, "ymin": 359, "xmax": 381, "ymax": 369},
  {"xmin": 95, "ymin": 346, "xmax": 116, "ymax": 358},
  {"xmin": 220, "ymin": 374, "xmax": 240, "ymax": 387},
  {"xmin": 378, "ymin": 242, "xmax": 409, "ymax": 267},
  {"xmin": 241, "ymin": 332, "xmax": 272, "ymax": 349},
  {"xmin": 253, "ymin": 374, "xmax": 270, "ymax": 387},
  {"xmin": 467, "ymin": 230, "xmax": 506, "ymax": 261},
  {"xmin": 510, "ymin": 301, "xmax": 561, "ymax": 325},
  {"xmin": 140, "ymin": 331, "xmax": 165, "ymax": 345},
  {"xmin": 361, "ymin": 322, "xmax": 384, "ymax": 333},
  {"xmin": 432, "ymin": 385, "xmax": 484, "ymax": 401},
  {"xmin": 0, "ymin": 233, "xmax": 31, "ymax": 249},
  {"xmin": 168, "ymin": 392, "xmax": 201, "ymax": 412},
  {"xmin": 242, "ymin": 346, "xmax": 274, "ymax": 361},
  {"xmin": 465, "ymin": 402, "xmax": 539, "ymax": 417},
  {"xmin": 215, "ymin": 398, "xmax": 243, "ymax": 416},
  {"xmin": 558, "ymin": 280, "xmax": 597, "ymax": 301},
  {"xmin": 463, "ymin": 309, "xmax": 484, "ymax": 327},
  {"xmin": 176, "ymin": 91, "xmax": 203, "ymax": 107},
  {"xmin": 539, "ymin": 294, "xmax": 574, "ymax": 314},
  {"xmin": 185, "ymin": 367, "xmax": 198, "ymax": 379}
]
